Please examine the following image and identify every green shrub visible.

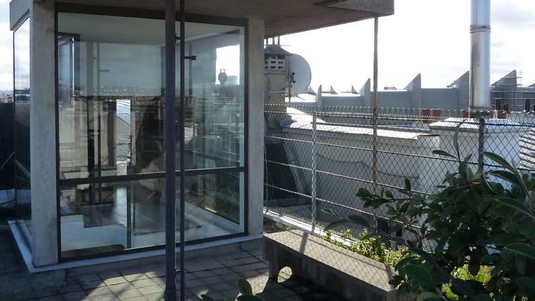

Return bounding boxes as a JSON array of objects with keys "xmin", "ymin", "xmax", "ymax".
[
  {"xmin": 325, "ymin": 132, "xmax": 535, "ymax": 301},
  {"xmin": 322, "ymin": 229, "xmax": 408, "ymax": 267}
]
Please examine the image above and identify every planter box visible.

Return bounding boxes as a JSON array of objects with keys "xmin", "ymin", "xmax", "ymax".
[{"xmin": 264, "ymin": 230, "xmax": 407, "ymax": 301}]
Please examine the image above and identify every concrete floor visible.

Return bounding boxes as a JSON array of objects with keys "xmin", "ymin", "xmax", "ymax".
[{"xmin": 0, "ymin": 218, "xmax": 345, "ymax": 301}]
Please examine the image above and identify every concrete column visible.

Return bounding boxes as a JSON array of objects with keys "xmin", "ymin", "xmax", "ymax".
[
  {"xmin": 30, "ymin": 0, "xmax": 57, "ymax": 267},
  {"xmin": 247, "ymin": 18, "xmax": 265, "ymax": 236}
]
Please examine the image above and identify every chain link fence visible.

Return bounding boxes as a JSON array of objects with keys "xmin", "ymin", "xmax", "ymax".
[{"xmin": 263, "ymin": 103, "xmax": 535, "ymax": 282}]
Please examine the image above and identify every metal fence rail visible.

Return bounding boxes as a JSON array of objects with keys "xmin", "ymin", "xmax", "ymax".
[{"xmin": 264, "ymin": 103, "xmax": 535, "ymax": 246}]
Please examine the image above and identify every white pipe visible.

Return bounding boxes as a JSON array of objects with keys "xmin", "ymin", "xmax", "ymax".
[{"xmin": 470, "ymin": 0, "xmax": 491, "ymax": 111}]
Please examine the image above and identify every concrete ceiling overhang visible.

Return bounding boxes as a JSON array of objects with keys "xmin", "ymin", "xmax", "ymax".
[{"xmin": 51, "ymin": 0, "xmax": 394, "ymax": 37}]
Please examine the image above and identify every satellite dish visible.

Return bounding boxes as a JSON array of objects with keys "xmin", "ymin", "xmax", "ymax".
[{"xmin": 287, "ymin": 54, "xmax": 312, "ymax": 96}]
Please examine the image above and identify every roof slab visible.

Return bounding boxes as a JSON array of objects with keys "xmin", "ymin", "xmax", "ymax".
[{"xmin": 49, "ymin": 0, "xmax": 394, "ymax": 37}]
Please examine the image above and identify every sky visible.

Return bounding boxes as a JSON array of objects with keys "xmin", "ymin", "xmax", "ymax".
[
  {"xmin": 282, "ymin": 0, "xmax": 535, "ymax": 91},
  {"xmin": 0, "ymin": 0, "xmax": 534, "ymax": 91}
]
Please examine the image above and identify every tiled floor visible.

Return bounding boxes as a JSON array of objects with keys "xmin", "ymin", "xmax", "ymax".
[{"xmin": 0, "ymin": 219, "xmax": 344, "ymax": 301}]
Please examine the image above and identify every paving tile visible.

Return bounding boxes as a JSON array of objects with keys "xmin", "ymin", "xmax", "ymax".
[
  {"xmin": 131, "ymin": 279, "xmax": 158, "ymax": 289},
  {"xmin": 33, "ymin": 288, "xmax": 60, "ymax": 299},
  {"xmin": 142, "ymin": 292, "xmax": 164, "ymax": 301},
  {"xmin": 202, "ymin": 276, "xmax": 223, "ymax": 285},
  {"xmin": 183, "ymin": 279, "xmax": 204, "ymax": 288},
  {"xmin": 139, "ymin": 264, "xmax": 160, "ymax": 273},
  {"xmin": 80, "ymin": 280, "xmax": 105, "ymax": 290},
  {"xmin": 122, "ymin": 296, "xmax": 148, "ymax": 301},
  {"xmin": 58, "ymin": 284, "xmax": 83, "ymax": 294},
  {"xmin": 115, "ymin": 288, "xmax": 143, "ymax": 300},
  {"xmin": 85, "ymin": 286, "xmax": 113, "ymax": 297},
  {"xmin": 210, "ymin": 282, "xmax": 234, "ymax": 292},
  {"xmin": 125, "ymin": 273, "xmax": 149, "ymax": 282},
  {"xmin": 103, "ymin": 276, "xmax": 128, "ymax": 286},
  {"xmin": 98, "ymin": 271, "xmax": 121, "ymax": 280},
  {"xmin": 0, "ymin": 221, "xmax": 343, "ymax": 301},
  {"xmin": 191, "ymin": 271, "xmax": 215, "ymax": 278},
  {"xmin": 119, "ymin": 267, "xmax": 142, "ymax": 276},
  {"xmin": 152, "ymin": 277, "xmax": 166, "ymax": 287},
  {"xmin": 138, "ymin": 285, "xmax": 164, "ymax": 296},
  {"xmin": 63, "ymin": 291, "xmax": 87, "ymax": 301},
  {"xmin": 76, "ymin": 274, "xmax": 100, "ymax": 282},
  {"xmin": 107, "ymin": 282, "xmax": 136, "ymax": 294},
  {"xmin": 13, "ymin": 291, "xmax": 35, "ymax": 301},
  {"xmin": 37, "ymin": 295, "xmax": 63, "ymax": 301},
  {"xmin": 92, "ymin": 293, "xmax": 117, "ymax": 301},
  {"xmin": 0, "ymin": 293, "xmax": 15, "ymax": 301},
  {"xmin": 144, "ymin": 270, "xmax": 166, "ymax": 279}
]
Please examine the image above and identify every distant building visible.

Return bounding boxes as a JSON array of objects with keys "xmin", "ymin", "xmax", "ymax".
[{"xmin": 293, "ymin": 70, "xmax": 535, "ymax": 113}]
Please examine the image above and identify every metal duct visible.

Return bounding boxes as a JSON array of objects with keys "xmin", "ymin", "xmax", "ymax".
[{"xmin": 470, "ymin": 0, "xmax": 491, "ymax": 110}]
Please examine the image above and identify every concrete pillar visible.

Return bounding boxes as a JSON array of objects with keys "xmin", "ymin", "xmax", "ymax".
[
  {"xmin": 247, "ymin": 18, "xmax": 265, "ymax": 236},
  {"xmin": 30, "ymin": 0, "xmax": 57, "ymax": 267}
]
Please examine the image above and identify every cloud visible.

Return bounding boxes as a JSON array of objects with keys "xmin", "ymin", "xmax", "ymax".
[{"xmin": 493, "ymin": 1, "xmax": 535, "ymax": 28}]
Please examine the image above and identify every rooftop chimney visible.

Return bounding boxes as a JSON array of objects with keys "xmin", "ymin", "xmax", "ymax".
[{"xmin": 470, "ymin": 0, "xmax": 491, "ymax": 112}]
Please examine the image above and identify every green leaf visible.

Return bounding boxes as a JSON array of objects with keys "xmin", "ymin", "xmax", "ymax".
[
  {"xmin": 451, "ymin": 278, "xmax": 474, "ymax": 296},
  {"xmin": 453, "ymin": 127, "xmax": 461, "ymax": 159},
  {"xmin": 416, "ymin": 292, "xmax": 443, "ymax": 301},
  {"xmin": 324, "ymin": 220, "xmax": 348, "ymax": 231},
  {"xmin": 347, "ymin": 215, "xmax": 370, "ymax": 227},
  {"xmin": 515, "ymin": 254, "xmax": 527, "ymax": 274},
  {"xmin": 200, "ymin": 294, "xmax": 216, "ymax": 301},
  {"xmin": 468, "ymin": 262, "xmax": 480, "ymax": 277},
  {"xmin": 515, "ymin": 277, "xmax": 535, "ymax": 297},
  {"xmin": 481, "ymin": 253, "xmax": 500, "ymax": 264},
  {"xmin": 475, "ymin": 293, "xmax": 492, "ymax": 301},
  {"xmin": 495, "ymin": 197, "xmax": 535, "ymax": 221},
  {"xmin": 505, "ymin": 243, "xmax": 535, "ymax": 260},
  {"xmin": 356, "ymin": 188, "xmax": 372, "ymax": 198},
  {"xmin": 432, "ymin": 149, "xmax": 456, "ymax": 159},
  {"xmin": 404, "ymin": 264, "xmax": 435, "ymax": 288},
  {"xmin": 237, "ymin": 296, "xmax": 265, "ymax": 301},
  {"xmin": 484, "ymin": 152, "xmax": 515, "ymax": 172},
  {"xmin": 404, "ymin": 179, "xmax": 411, "ymax": 192},
  {"xmin": 463, "ymin": 154, "xmax": 473, "ymax": 164},
  {"xmin": 466, "ymin": 190, "xmax": 483, "ymax": 212},
  {"xmin": 493, "ymin": 233, "xmax": 520, "ymax": 246},
  {"xmin": 237, "ymin": 279, "xmax": 253, "ymax": 296},
  {"xmin": 489, "ymin": 170, "xmax": 523, "ymax": 188},
  {"xmin": 360, "ymin": 232, "xmax": 383, "ymax": 241},
  {"xmin": 394, "ymin": 256, "xmax": 418, "ymax": 270}
]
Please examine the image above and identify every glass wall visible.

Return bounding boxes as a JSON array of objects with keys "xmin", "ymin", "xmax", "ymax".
[
  {"xmin": 14, "ymin": 17, "xmax": 31, "ymax": 220},
  {"xmin": 57, "ymin": 11, "xmax": 246, "ymax": 259}
]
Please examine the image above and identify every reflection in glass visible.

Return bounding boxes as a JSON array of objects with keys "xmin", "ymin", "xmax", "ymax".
[
  {"xmin": 14, "ymin": 18, "xmax": 31, "ymax": 219},
  {"xmin": 57, "ymin": 12, "xmax": 246, "ymax": 258},
  {"xmin": 183, "ymin": 26, "xmax": 245, "ymax": 170},
  {"xmin": 59, "ymin": 172, "xmax": 243, "ymax": 257}
]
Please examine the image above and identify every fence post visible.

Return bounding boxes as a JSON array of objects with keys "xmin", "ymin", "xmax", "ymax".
[
  {"xmin": 311, "ymin": 111, "xmax": 317, "ymax": 230},
  {"xmin": 478, "ymin": 117, "xmax": 485, "ymax": 173},
  {"xmin": 372, "ymin": 17, "xmax": 379, "ymax": 188}
]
